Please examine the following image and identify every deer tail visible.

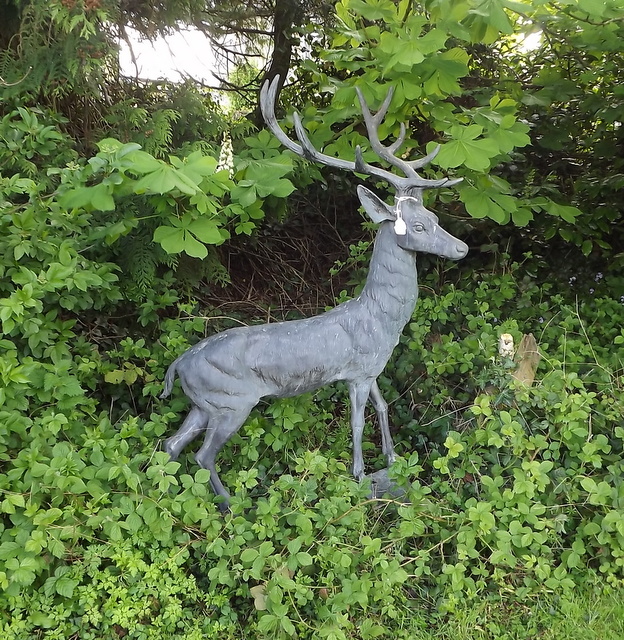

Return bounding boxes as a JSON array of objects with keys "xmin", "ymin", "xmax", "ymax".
[{"xmin": 160, "ymin": 358, "xmax": 179, "ymax": 399}]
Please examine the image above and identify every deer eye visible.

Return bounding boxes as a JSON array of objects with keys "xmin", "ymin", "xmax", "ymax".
[{"xmin": 413, "ymin": 223, "xmax": 425, "ymax": 233}]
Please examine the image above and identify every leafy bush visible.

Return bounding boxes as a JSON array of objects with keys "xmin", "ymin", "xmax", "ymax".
[
  {"xmin": 2, "ymin": 2, "xmax": 624, "ymax": 635},
  {"xmin": 2, "ymin": 236, "xmax": 623, "ymax": 637}
]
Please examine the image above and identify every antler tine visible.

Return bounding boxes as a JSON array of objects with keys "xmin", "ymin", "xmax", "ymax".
[
  {"xmin": 371, "ymin": 86, "xmax": 395, "ymax": 124},
  {"xmin": 260, "ymin": 76, "xmax": 304, "ymax": 156},
  {"xmin": 355, "ymin": 86, "xmax": 422, "ymax": 179},
  {"xmin": 261, "ymin": 75, "xmax": 400, "ymax": 184},
  {"xmin": 387, "ymin": 122, "xmax": 407, "ymax": 155},
  {"xmin": 355, "ymin": 87, "xmax": 459, "ymax": 189},
  {"xmin": 261, "ymin": 75, "xmax": 458, "ymax": 191},
  {"xmin": 292, "ymin": 112, "xmax": 357, "ymax": 172},
  {"xmin": 404, "ymin": 144, "xmax": 440, "ymax": 170}
]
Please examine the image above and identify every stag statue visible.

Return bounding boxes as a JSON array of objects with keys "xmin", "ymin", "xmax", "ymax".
[{"xmin": 160, "ymin": 76, "xmax": 468, "ymax": 509}]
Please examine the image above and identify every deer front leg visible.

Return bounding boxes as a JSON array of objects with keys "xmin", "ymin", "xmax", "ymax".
[
  {"xmin": 369, "ymin": 380, "xmax": 396, "ymax": 466},
  {"xmin": 348, "ymin": 382, "xmax": 373, "ymax": 482}
]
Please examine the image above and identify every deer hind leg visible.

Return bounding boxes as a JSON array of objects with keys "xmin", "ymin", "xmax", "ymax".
[
  {"xmin": 369, "ymin": 380, "xmax": 396, "ymax": 466},
  {"xmin": 349, "ymin": 381, "xmax": 373, "ymax": 482},
  {"xmin": 164, "ymin": 406, "xmax": 210, "ymax": 460},
  {"xmin": 194, "ymin": 405, "xmax": 254, "ymax": 511}
]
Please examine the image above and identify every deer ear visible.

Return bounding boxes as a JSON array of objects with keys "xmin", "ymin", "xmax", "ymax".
[{"xmin": 357, "ymin": 185, "xmax": 395, "ymax": 224}]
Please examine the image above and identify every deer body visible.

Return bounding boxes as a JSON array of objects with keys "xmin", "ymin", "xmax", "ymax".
[
  {"xmin": 161, "ymin": 77, "xmax": 468, "ymax": 509},
  {"xmin": 164, "ymin": 220, "xmax": 419, "ymax": 403}
]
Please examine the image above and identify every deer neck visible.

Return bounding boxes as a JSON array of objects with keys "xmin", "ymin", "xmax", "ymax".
[{"xmin": 359, "ymin": 221, "xmax": 419, "ymax": 328}]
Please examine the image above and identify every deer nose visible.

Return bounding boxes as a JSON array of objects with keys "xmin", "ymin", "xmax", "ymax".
[{"xmin": 453, "ymin": 241, "xmax": 469, "ymax": 259}]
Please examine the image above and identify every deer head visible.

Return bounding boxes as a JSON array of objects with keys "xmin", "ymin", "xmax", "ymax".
[{"xmin": 260, "ymin": 76, "xmax": 468, "ymax": 260}]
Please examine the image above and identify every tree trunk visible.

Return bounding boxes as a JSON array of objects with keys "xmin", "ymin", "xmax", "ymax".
[
  {"xmin": 253, "ymin": 0, "xmax": 300, "ymax": 126},
  {"xmin": 0, "ymin": 0, "xmax": 23, "ymax": 51}
]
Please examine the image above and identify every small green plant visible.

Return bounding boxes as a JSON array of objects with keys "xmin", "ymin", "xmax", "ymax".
[{"xmin": 2, "ymin": 240, "xmax": 624, "ymax": 638}]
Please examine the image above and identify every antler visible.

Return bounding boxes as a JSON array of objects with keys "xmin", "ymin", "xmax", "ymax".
[{"xmin": 260, "ymin": 75, "xmax": 462, "ymax": 192}]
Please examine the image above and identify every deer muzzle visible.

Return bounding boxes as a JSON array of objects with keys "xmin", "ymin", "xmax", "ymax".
[{"xmin": 450, "ymin": 240, "xmax": 469, "ymax": 260}]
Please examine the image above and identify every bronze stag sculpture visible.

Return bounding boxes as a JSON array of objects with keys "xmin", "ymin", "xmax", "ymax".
[{"xmin": 160, "ymin": 76, "xmax": 468, "ymax": 509}]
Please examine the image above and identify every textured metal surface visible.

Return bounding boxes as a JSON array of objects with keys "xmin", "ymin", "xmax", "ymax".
[{"xmin": 160, "ymin": 76, "xmax": 468, "ymax": 510}]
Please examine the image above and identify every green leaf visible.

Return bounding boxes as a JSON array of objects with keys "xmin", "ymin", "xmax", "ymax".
[
  {"xmin": 89, "ymin": 183, "xmax": 116, "ymax": 211},
  {"xmin": 387, "ymin": 39, "xmax": 425, "ymax": 70},
  {"xmin": 436, "ymin": 125, "xmax": 501, "ymax": 171},
  {"xmin": 543, "ymin": 200, "xmax": 582, "ymax": 223},
  {"xmin": 33, "ymin": 508, "xmax": 63, "ymax": 526},
  {"xmin": 181, "ymin": 231, "xmax": 208, "ymax": 259},
  {"xmin": 241, "ymin": 548, "xmax": 259, "ymax": 564},
  {"xmin": 244, "ymin": 156, "xmax": 293, "ymax": 183},
  {"xmin": 269, "ymin": 179, "xmax": 296, "ymax": 198},
  {"xmin": 133, "ymin": 165, "xmax": 197, "ymax": 195},
  {"xmin": 511, "ymin": 207, "xmax": 533, "ymax": 227},
  {"xmin": 231, "ymin": 184, "xmax": 258, "ymax": 208},
  {"xmin": 61, "ymin": 183, "xmax": 115, "ymax": 211},
  {"xmin": 195, "ymin": 468, "xmax": 211, "ymax": 483},
  {"xmin": 250, "ymin": 584, "xmax": 267, "ymax": 611},
  {"xmin": 583, "ymin": 522, "xmax": 601, "ymax": 536},
  {"xmin": 422, "ymin": 48, "xmax": 470, "ymax": 96},
  {"xmin": 153, "ymin": 226, "xmax": 186, "ymax": 253},
  {"xmin": 96, "ymin": 138, "xmax": 129, "ymax": 153},
  {"xmin": 578, "ymin": 0, "xmax": 605, "ymax": 17},
  {"xmin": 46, "ymin": 262, "xmax": 74, "ymax": 288},
  {"xmin": 181, "ymin": 153, "xmax": 218, "ymax": 182},
  {"xmin": 55, "ymin": 576, "xmax": 79, "ymax": 598},
  {"xmin": 461, "ymin": 186, "xmax": 510, "ymax": 223},
  {"xmin": 281, "ymin": 618, "xmax": 296, "ymax": 635},
  {"xmin": 186, "ymin": 218, "xmax": 224, "ymax": 244},
  {"xmin": 296, "ymin": 551, "xmax": 313, "ymax": 566},
  {"xmin": 125, "ymin": 150, "xmax": 163, "ymax": 174},
  {"xmin": 104, "ymin": 370, "xmax": 125, "ymax": 384},
  {"xmin": 348, "ymin": 0, "xmax": 398, "ymax": 21}
]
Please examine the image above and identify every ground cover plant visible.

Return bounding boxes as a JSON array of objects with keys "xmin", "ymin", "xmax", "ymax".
[{"xmin": 1, "ymin": 201, "xmax": 623, "ymax": 637}]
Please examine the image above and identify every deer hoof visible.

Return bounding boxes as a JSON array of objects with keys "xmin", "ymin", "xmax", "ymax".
[
  {"xmin": 353, "ymin": 463, "xmax": 365, "ymax": 483},
  {"xmin": 163, "ymin": 438, "xmax": 179, "ymax": 460}
]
